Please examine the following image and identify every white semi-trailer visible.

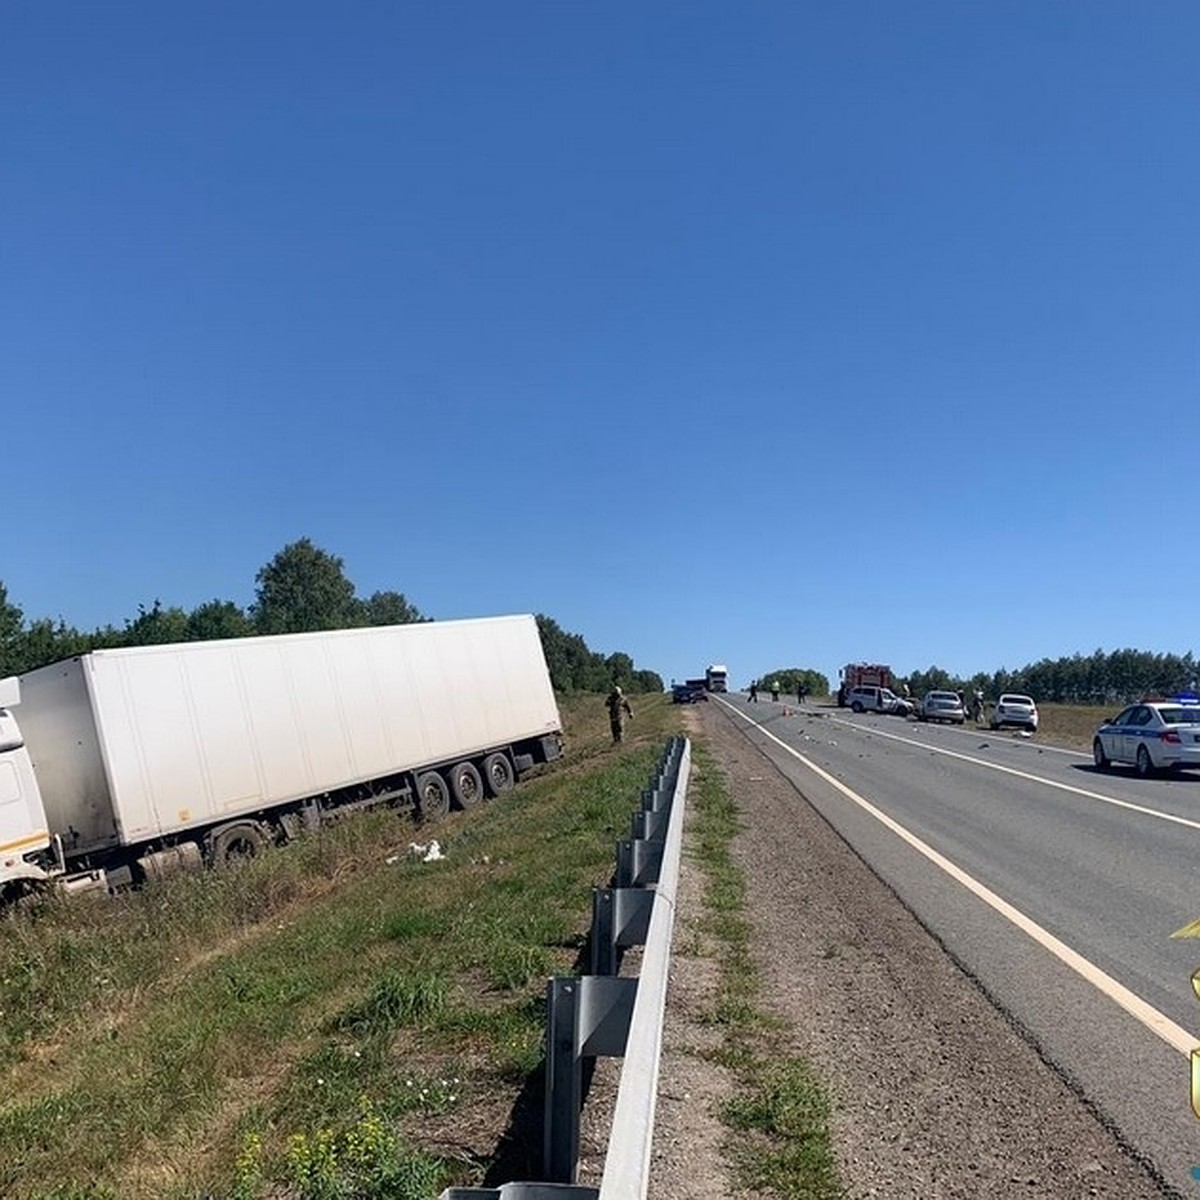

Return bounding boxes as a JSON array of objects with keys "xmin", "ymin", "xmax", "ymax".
[
  {"xmin": 0, "ymin": 614, "xmax": 562, "ymax": 894},
  {"xmin": 705, "ymin": 664, "xmax": 728, "ymax": 693}
]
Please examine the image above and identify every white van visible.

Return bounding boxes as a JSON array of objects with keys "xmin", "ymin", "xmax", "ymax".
[{"xmin": 845, "ymin": 685, "xmax": 912, "ymax": 716}]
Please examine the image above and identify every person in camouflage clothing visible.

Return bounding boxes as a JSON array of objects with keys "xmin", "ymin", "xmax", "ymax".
[{"xmin": 605, "ymin": 685, "xmax": 634, "ymax": 743}]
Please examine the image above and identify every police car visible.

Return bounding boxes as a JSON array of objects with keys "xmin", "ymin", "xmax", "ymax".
[{"xmin": 1092, "ymin": 697, "xmax": 1200, "ymax": 776}]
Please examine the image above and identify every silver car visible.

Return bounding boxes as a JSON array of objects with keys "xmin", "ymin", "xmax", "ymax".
[{"xmin": 919, "ymin": 690, "xmax": 965, "ymax": 724}]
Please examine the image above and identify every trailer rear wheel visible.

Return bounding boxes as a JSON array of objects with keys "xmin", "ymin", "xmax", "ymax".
[
  {"xmin": 483, "ymin": 751, "xmax": 515, "ymax": 796},
  {"xmin": 207, "ymin": 822, "xmax": 268, "ymax": 866},
  {"xmin": 449, "ymin": 761, "xmax": 484, "ymax": 809},
  {"xmin": 416, "ymin": 771, "xmax": 451, "ymax": 821}
]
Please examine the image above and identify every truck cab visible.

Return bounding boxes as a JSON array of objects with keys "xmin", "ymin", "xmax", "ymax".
[
  {"xmin": 705, "ymin": 664, "xmax": 728, "ymax": 693},
  {"xmin": 0, "ymin": 677, "xmax": 52, "ymax": 886}
]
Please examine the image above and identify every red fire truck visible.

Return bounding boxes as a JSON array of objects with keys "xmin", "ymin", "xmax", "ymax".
[{"xmin": 837, "ymin": 663, "xmax": 895, "ymax": 707}]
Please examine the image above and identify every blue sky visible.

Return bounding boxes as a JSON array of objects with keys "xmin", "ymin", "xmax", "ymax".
[{"xmin": 3, "ymin": 2, "xmax": 1198, "ymax": 690}]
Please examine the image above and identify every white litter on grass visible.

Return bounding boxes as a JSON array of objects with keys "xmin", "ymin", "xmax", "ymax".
[
  {"xmin": 410, "ymin": 840, "xmax": 444, "ymax": 862},
  {"xmin": 388, "ymin": 840, "xmax": 445, "ymax": 865}
]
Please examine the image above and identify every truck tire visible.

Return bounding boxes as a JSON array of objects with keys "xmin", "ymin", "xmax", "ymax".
[
  {"xmin": 207, "ymin": 821, "xmax": 268, "ymax": 866},
  {"xmin": 482, "ymin": 751, "xmax": 515, "ymax": 797},
  {"xmin": 416, "ymin": 771, "xmax": 451, "ymax": 821},
  {"xmin": 449, "ymin": 761, "xmax": 484, "ymax": 809}
]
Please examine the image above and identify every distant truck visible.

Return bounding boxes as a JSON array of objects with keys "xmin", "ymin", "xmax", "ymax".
[
  {"xmin": 705, "ymin": 664, "xmax": 728, "ymax": 693},
  {"xmin": 0, "ymin": 615, "xmax": 563, "ymax": 896},
  {"xmin": 837, "ymin": 663, "xmax": 896, "ymax": 707}
]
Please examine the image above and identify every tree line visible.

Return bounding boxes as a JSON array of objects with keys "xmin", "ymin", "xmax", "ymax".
[
  {"xmin": 902, "ymin": 648, "xmax": 1199, "ymax": 706},
  {"xmin": 751, "ymin": 668, "xmax": 831, "ymax": 698},
  {"xmin": 748, "ymin": 648, "xmax": 1198, "ymax": 708},
  {"xmin": 0, "ymin": 538, "xmax": 663, "ymax": 695},
  {"xmin": 534, "ymin": 616, "xmax": 662, "ymax": 695}
]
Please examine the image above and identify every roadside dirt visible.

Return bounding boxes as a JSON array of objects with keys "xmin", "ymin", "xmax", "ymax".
[{"xmin": 647, "ymin": 703, "xmax": 1179, "ymax": 1199}]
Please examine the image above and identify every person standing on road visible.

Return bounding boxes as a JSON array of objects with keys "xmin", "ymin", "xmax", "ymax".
[
  {"xmin": 605, "ymin": 685, "xmax": 634, "ymax": 743},
  {"xmin": 797, "ymin": 681, "xmax": 806, "ymax": 705},
  {"xmin": 973, "ymin": 689, "xmax": 985, "ymax": 724},
  {"xmin": 749, "ymin": 681, "xmax": 758, "ymax": 702},
  {"xmin": 770, "ymin": 680, "xmax": 780, "ymax": 702}
]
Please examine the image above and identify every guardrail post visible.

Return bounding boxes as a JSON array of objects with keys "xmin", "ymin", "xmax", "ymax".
[
  {"xmin": 440, "ymin": 737, "xmax": 689, "ymax": 1200},
  {"xmin": 616, "ymin": 838, "xmax": 663, "ymax": 888},
  {"xmin": 631, "ymin": 807, "xmax": 668, "ymax": 841},
  {"xmin": 545, "ymin": 978, "xmax": 583, "ymax": 1184},
  {"xmin": 544, "ymin": 976, "xmax": 637, "ymax": 1182},
  {"xmin": 591, "ymin": 888, "xmax": 655, "ymax": 976}
]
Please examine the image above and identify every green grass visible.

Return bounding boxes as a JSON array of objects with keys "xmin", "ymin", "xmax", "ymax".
[
  {"xmin": 2, "ymin": 692, "xmax": 846, "ymax": 1198},
  {"xmin": 1034, "ymin": 702, "xmax": 1114, "ymax": 751},
  {"xmin": 722, "ymin": 1058, "xmax": 843, "ymax": 1195},
  {"xmin": 0, "ymin": 691, "xmax": 684, "ymax": 1199},
  {"xmin": 687, "ymin": 741, "xmax": 847, "ymax": 1200},
  {"xmin": 936, "ymin": 701, "xmax": 1112, "ymax": 752}
]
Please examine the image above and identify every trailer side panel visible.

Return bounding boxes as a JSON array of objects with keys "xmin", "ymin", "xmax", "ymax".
[{"xmin": 24, "ymin": 615, "xmax": 561, "ymax": 851}]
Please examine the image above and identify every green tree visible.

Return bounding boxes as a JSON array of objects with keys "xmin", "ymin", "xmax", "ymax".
[
  {"xmin": 18, "ymin": 617, "xmax": 95, "ymax": 672},
  {"xmin": 186, "ymin": 599, "xmax": 254, "ymax": 642},
  {"xmin": 124, "ymin": 600, "xmax": 190, "ymax": 646},
  {"xmin": 633, "ymin": 668, "xmax": 665, "ymax": 693},
  {"xmin": 605, "ymin": 652, "xmax": 635, "ymax": 689},
  {"xmin": 904, "ymin": 666, "xmax": 957, "ymax": 697},
  {"xmin": 0, "ymin": 582, "xmax": 24, "ymax": 677},
  {"xmin": 753, "ymin": 667, "xmax": 829, "ymax": 697},
  {"xmin": 356, "ymin": 590, "xmax": 427, "ymax": 627},
  {"xmin": 535, "ymin": 615, "xmax": 658, "ymax": 694},
  {"xmin": 251, "ymin": 539, "xmax": 358, "ymax": 635}
]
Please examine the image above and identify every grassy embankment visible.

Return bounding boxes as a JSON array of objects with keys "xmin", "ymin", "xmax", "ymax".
[
  {"xmin": 0, "ymin": 692, "xmax": 844, "ymax": 1199},
  {"xmin": 1032, "ymin": 703, "xmax": 1114, "ymax": 753}
]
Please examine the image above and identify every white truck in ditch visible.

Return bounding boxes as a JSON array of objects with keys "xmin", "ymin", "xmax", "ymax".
[{"xmin": 0, "ymin": 614, "xmax": 562, "ymax": 894}]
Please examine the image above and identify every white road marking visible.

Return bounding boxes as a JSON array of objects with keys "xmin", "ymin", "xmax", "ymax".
[
  {"xmin": 922, "ymin": 723, "xmax": 1082, "ymax": 757},
  {"xmin": 824, "ymin": 713, "xmax": 1200, "ymax": 833},
  {"xmin": 716, "ymin": 697, "xmax": 1199, "ymax": 1058}
]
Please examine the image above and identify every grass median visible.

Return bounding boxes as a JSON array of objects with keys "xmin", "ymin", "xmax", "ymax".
[
  {"xmin": 0, "ymin": 693, "xmax": 682, "ymax": 1200},
  {"xmin": 686, "ymin": 740, "xmax": 847, "ymax": 1200}
]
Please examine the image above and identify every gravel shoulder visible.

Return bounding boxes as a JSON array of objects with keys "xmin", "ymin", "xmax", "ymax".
[{"xmin": 649, "ymin": 704, "xmax": 1178, "ymax": 1199}]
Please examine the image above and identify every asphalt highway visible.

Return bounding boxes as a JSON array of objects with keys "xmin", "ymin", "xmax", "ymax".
[{"xmin": 713, "ymin": 692, "xmax": 1200, "ymax": 1194}]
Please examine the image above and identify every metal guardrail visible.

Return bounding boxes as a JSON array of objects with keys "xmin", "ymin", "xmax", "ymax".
[{"xmin": 441, "ymin": 736, "xmax": 691, "ymax": 1200}]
